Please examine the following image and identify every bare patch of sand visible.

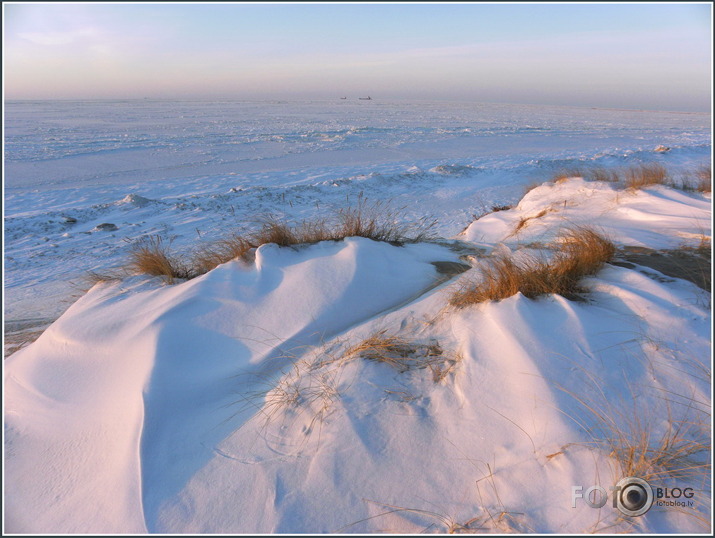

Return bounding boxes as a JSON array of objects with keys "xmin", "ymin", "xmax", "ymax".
[{"xmin": 613, "ymin": 246, "xmax": 711, "ymax": 291}]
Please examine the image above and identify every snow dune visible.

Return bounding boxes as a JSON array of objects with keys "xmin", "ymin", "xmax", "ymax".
[
  {"xmin": 4, "ymin": 179, "xmax": 711, "ymax": 533},
  {"xmin": 5, "ymin": 238, "xmax": 461, "ymax": 533},
  {"xmin": 463, "ymin": 177, "xmax": 711, "ymax": 250}
]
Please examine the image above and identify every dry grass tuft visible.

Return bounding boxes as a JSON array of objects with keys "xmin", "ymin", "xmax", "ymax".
[
  {"xmin": 554, "ymin": 373, "xmax": 712, "ymax": 531},
  {"xmin": 126, "ymin": 234, "xmax": 252, "ymax": 283},
  {"xmin": 551, "ymin": 166, "xmax": 621, "ymax": 184},
  {"xmin": 233, "ymin": 357, "xmax": 344, "ymax": 451},
  {"xmin": 126, "ymin": 236, "xmax": 195, "ymax": 283},
  {"xmin": 555, "ymin": 227, "xmax": 617, "ymax": 280},
  {"xmin": 669, "ymin": 165, "xmax": 711, "ymax": 194},
  {"xmin": 694, "ymin": 165, "xmax": 711, "ymax": 193},
  {"xmin": 587, "ymin": 167, "xmax": 621, "ymax": 183},
  {"xmin": 250, "ymin": 216, "xmax": 302, "ymax": 247},
  {"xmin": 258, "ymin": 364, "xmax": 340, "ymax": 434},
  {"xmin": 512, "ymin": 208, "xmax": 550, "ymax": 235},
  {"xmin": 623, "ymin": 163, "xmax": 669, "ymax": 190},
  {"xmin": 609, "ymin": 413, "xmax": 710, "ymax": 484},
  {"xmin": 249, "ymin": 200, "xmax": 434, "ymax": 248},
  {"xmin": 234, "ymin": 329, "xmax": 461, "ymax": 451},
  {"xmin": 562, "ymin": 383, "xmax": 711, "ymax": 487},
  {"xmin": 450, "ymin": 227, "xmax": 615, "ymax": 306},
  {"xmin": 346, "ymin": 330, "xmax": 461, "ymax": 382},
  {"xmin": 335, "ymin": 198, "xmax": 436, "ymax": 244},
  {"xmin": 451, "ymin": 255, "xmax": 546, "ymax": 305},
  {"xmin": 84, "ymin": 269, "xmax": 123, "ymax": 286},
  {"xmin": 297, "ymin": 218, "xmax": 337, "ymax": 244},
  {"xmin": 192, "ymin": 233, "xmax": 253, "ymax": 274}
]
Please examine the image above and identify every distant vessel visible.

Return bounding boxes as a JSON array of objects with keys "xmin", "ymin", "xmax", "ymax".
[
  {"xmin": 359, "ymin": 96, "xmax": 372, "ymax": 100},
  {"xmin": 340, "ymin": 97, "xmax": 347, "ymax": 99}
]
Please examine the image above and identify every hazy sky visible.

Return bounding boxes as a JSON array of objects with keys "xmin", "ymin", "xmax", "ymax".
[{"xmin": 3, "ymin": 2, "xmax": 712, "ymax": 111}]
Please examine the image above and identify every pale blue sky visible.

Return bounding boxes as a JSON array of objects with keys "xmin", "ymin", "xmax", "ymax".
[{"xmin": 3, "ymin": 2, "xmax": 712, "ymax": 111}]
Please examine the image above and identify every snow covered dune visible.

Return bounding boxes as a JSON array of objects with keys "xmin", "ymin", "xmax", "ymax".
[{"xmin": 4, "ymin": 238, "xmax": 462, "ymax": 533}]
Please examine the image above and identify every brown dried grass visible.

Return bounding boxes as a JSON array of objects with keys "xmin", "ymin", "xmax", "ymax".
[
  {"xmin": 450, "ymin": 227, "xmax": 615, "ymax": 306},
  {"xmin": 623, "ymin": 163, "xmax": 669, "ymax": 190},
  {"xmin": 192, "ymin": 234, "xmax": 253, "ymax": 275},
  {"xmin": 125, "ymin": 198, "xmax": 435, "ymax": 281},
  {"xmin": 346, "ymin": 330, "xmax": 461, "ymax": 382},
  {"xmin": 126, "ymin": 236, "xmax": 196, "ymax": 283},
  {"xmin": 694, "ymin": 165, "xmax": 711, "ymax": 193}
]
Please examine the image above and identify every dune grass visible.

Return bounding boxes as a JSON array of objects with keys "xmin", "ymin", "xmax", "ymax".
[
  {"xmin": 229, "ymin": 353, "xmax": 345, "ymax": 452},
  {"xmin": 587, "ymin": 167, "xmax": 621, "ymax": 183},
  {"xmin": 608, "ymin": 412, "xmax": 710, "ymax": 485},
  {"xmin": 345, "ymin": 330, "xmax": 461, "ymax": 383},
  {"xmin": 547, "ymin": 165, "xmax": 645, "ymax": 187},
  {"xmin": 123, "ymin": 199, "xmax": 436, "ymax": 282},
  {"xmin": 247, "ymin": 198, "xmax": 435, "ymax": 247},
  {"xmin": 562, "ymin": 381, "xmax": 711, "ymax": 487},
  {"xmin": 551, "ymin": 367, "xmax": 712, "ymax": 531},
  {"xmin": 192, "ymin": 233, "xmax": 254, "ymax": 275},
  {"xmin": 255, "ymin": 361, "xmax": 341, "ymax": 435},
  {"xmin": 550, "ymin": 164, "xmax": 668, "ymax": 189},
  {"xmin": 511, "ymin": 208, "xmax": 550, "ymax": 235},
  {"xmin": 336, "ymin": 200, "xmax": 433, "ymax": 243},
  {"xmin": 660, "ymin": 166, "xmax": 712, "ymax": 194},
  {"xmin": 235, "ymin": 329, "xmax": 461, "ymax": 449},
  {"xmin": 450, "ymin": 227, "xmax": 615, "ymax": 306},
  {"xmin": 623, "ymin": 163, "xmax": 670, "ymax": 190},
  {"xmin": 550, "ymin": 162, "xmax": 712, "ymax": 193},
  {"xmin": 127, "ymin": 236, "xmax": 197, "ymax": 283},
  {"xmin": 250, "ymin": 217, "xmax": 302, "ymax": 247},
  {"xmin": 692, "ymin": 165, "xmax": 711, "ymax": 193}
]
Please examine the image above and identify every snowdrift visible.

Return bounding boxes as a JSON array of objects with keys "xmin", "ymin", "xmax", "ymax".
[{"xmin": 4, "ymin": 180, "xmax": 711, "ymax": 533}]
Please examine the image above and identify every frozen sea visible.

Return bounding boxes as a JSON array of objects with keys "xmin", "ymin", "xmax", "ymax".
[{"xmin": 3, "ymin": 99, "xmax": 712, "ymax": 341}]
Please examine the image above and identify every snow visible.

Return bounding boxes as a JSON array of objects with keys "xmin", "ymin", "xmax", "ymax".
[
  {"xmin": 463, "ymin": 177, "xmax": 712, "ymax": 250},
  {"xmin": 3, "ymin": 99, "xmax": 712, "ymax": 533}
]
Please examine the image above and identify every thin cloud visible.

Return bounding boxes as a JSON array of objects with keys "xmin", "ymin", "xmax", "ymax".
[{"xmin": 18, "ymin": 27, "xmax": 98, "ymax": 46}]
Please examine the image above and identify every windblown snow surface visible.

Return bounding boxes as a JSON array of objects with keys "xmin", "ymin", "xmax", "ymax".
[{"xmin": 3, "ymin": 100, "xmax": 712, "ymax": 533}]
